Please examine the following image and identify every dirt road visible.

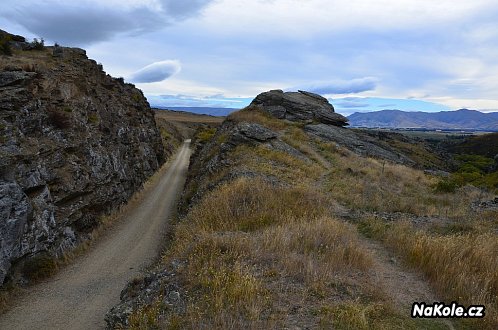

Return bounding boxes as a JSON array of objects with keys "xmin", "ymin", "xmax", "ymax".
[{"xmin": 0, "ymin": 141, "xmax": 191, "ymax": 330}]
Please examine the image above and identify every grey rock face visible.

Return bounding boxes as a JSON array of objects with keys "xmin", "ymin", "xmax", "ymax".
[
  {"xmin": 472, "ymin": 197, "xmax": 498, "ymax": 211},
  {"xmin": 0, "ymin": 44, "xmax": 165, "ymax": 284},
  {"xmin": 231, "ymin": 122, "xmax": 278, "ymax": 144},
  {"xmin": 0, "ymin": 183, "xmax": 31, "ymax": 283},
  {"xmin": 0, "ymin": 71, "xmax": 37, "ymax": 88},
  {"xmin": 105, "ymin": 269, "xmax": 186, "ymax": 329},
  {"xmin": 305, "ymin": 124, "xmax": 415, "ymax": 165},
  {"xmin": 250, "ymin": 89, "xmax": 349, "ymax": 127}
]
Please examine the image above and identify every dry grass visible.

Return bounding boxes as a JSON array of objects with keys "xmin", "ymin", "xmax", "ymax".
[
  {"xmin": 313, "ymin": 137, "xmax": 497, "ymax": 328},
  {"xmin": 320, "ymin": 301, "xmax": 448, "ymax": 330},
  {"xmin": 258, "ymin": 216, "xmax": 373, "ymax": 290},
  {"xmin": 0, "ymin": 47, "xmax": 56, "ymax": 72},
  {"xmin": 181, "ymin": 178, "xmax": 328, "ymax": 232},
  {"xmin": 139, "ymin": 121, "xmax": 493, "ymax": 328},
  {"xmin": 128, "ymin": 299, "xmax": 163, "ymax": 329},
  {"xmin": 159, "ymin": 178, "xmax": 391, "ymax": 328},
  {"xmin": 361, "ymin": 217, "xmax": 498, "ymax": 329},
  {"xmin": 227, "ymin": 106, "xmax": 289, "ymax": 131},
  {"xmin": 318, "ymin": 143, "xmax": 492, "ymax": 217},
  {"xmin": 281, "ymin": 127, "xmax": 331, "ymax": 168},
  {"xmin": 232, "ymin": 144, "xmax": 323, "ymax": 184}
]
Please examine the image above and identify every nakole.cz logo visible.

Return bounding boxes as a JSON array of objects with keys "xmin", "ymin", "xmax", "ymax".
[{"xmin": 412, "ymin": 302, "xmax": 485, "ymax": 318}]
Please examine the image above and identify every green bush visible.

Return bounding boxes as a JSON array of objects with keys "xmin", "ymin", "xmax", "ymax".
[
  {"xmin": 196, "ymin": 127, "xmax": 217, "ymax": 143},
  {"xmin": 433, "ymin": 179, "xmax": 458, "ymax": 193},
  {"xmin": 0, "ymin": 35, "xmax": 12, "ymax": 56},
  {"xmin": 455, "ymin": 154, "xmax": 494, "ymax": 172}
]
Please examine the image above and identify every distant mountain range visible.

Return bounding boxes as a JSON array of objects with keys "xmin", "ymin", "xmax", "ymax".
[
  {"xmin": 348, "ymin": 109, "xmax": 498, "ymax": 130},
  {"xmin": 154, "ymin": 106, "xmax": 237, "ymax": 116}
]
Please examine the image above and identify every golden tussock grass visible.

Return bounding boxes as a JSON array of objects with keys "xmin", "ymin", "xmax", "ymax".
[
  {"xmin": 319, "ymin": 145, "xmax": 492, "ymax": 218},
  {"xmin": 232, "ymin": 144, "xmax": 323, "ymax": 184},
  {"xmin": 160, "ymin": 178, "xmax": 383, "ymax": 328},
  {"xmin": 319, "ymin": 301, "xmax": 449, "ymax": 330},
  {"xmin": 281, "ymin": 127, "xmax": 331, "ymax": 168},
  {"xmin": 181, "ymin": 177, "xmax": 329, "ymax": 233},
  {"xmin": 227, "ymin": 106, "xmax": 289, "ymax": 131},
  {"xmin": 361, "ymin": 217, "xmax": 498, "ymax": 329}
]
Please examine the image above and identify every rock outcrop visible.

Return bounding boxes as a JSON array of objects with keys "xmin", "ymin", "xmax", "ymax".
[
  {"xmin": 250, "ymin": 89, "xmax": 349, "ymax": 127},
  {"xmin": 245, "ymin": 89, "xmax": 446, "ymax": 167},
  {"xmin": 105, "ymin": 267, "xmax": 187, "ymax": 328},
  {"xmin": 178, "ymin": 120, "xmax": 307, "ymax": 213},
  {"xmin": 304, "ymin": 124, "xmax": 416, "ymax": 165},
  {"xmin": 0, "ymin": 34, "xmax": 165, "ymax": 284},
  {"xmin": 472, "ymin": 197, "xmax": 498, "ymax": 211}
]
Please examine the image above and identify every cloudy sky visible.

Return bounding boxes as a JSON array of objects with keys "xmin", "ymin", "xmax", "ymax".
[{"xmin": 2, "ymin": 0, "xmax": 498, "ymax": 115}]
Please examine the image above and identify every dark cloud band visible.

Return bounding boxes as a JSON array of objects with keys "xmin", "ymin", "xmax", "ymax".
[{"xmin": 1, "ymin": 0, "xmax": 214, "ymax": 46}]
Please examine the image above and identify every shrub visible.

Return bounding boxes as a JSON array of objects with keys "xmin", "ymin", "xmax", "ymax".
[
  {"xmin": 196, "ymin": 127, "xmax": 216, "ymax": 143},
  {"xmin": 0, "ymin": 35, "xmax": 12, "ymax": 56},
  {"xmin": 455, "ymin": 154, "xmax": 494, "ymax": 172},
  {"xmin": 433, "ymin": 179, "xmax": 458, "ymax": 193},
  {"xmin": 31, "ymin": 38, "xmax": 45, "ymax": 50}
]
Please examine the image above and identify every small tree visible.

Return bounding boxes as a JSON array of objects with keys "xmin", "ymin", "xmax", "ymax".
[
  {"xmin": 0, "ymin": 35, "xmax": 12, "ymax": 56},
  {"xmin": 31, "ymin": 38, "xmax": 45, "ymax": 50}
]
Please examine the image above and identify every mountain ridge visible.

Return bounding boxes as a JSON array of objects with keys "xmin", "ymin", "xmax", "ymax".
[{"xmin": 348, "ymin": 109, "xmax": 498, "ymax": 130}]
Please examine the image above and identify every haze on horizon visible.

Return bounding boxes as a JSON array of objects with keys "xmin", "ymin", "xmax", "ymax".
[{"xmin": 2, "ymin": 0, "xmax": 498, "ymax": 115}]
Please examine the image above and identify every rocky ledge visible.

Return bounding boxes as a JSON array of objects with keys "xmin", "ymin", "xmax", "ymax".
[
  {"xmin": 250, "ymin": 89, "xmax": 349, "ymax": 127},
  {"xmin": 0, "ymin": 32, "xmax": 165, "ymax": 284}
]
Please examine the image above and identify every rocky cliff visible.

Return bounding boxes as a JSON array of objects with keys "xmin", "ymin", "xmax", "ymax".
[
  {"xmin": 0, "ymin": 32, "xmax": 165, "ymax": 284},
  {"xmin": 250, "ymin": 89, "xmax": 349, "ymax": 127}
]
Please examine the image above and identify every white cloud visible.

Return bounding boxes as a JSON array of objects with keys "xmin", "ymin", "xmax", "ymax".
[
  {"xmin": 200, "ymin": 0, "xmax": 495, "ymax": 36},
  {"xmin": 129, "ymin": 60, "xmax": 181, "ymax": 83},
  {"xmin": 425, "ymin": 97, "xmax": 498, "ymax": 112},
  {"xmin": 288, "ymin": 78, "xmax": 378, "ymax": 95}
]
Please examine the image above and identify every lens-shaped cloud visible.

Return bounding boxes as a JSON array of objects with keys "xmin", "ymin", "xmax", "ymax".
[
  {"xmin": 129, "ymin": 60, "xmax": 181, "ymax": 83},
  {"xmin": 290, "ymin": 78, "xmax": 378, "ymax": 95}
]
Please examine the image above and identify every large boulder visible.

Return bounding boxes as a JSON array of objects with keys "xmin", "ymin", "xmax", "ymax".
[{"xmin": 249, "ymin": 89, "xmax": 348, "ymax": 127}]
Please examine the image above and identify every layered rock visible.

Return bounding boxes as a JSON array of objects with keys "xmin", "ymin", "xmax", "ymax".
[
  {"xmin": 304, "ymin": 124, "xmax": 415, "ymax": 165},
  {"xmin": 0, "ymin": 35, "xmax": 165, "ymax": 284},
  {"xmin": 250, "ymin": 89, "xmax": 348, "ymax": 126}
]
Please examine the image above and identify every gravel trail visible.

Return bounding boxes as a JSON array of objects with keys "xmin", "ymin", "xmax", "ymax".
[{"xmin": 0, "ymin": 140, "xmax": 191, "ymax": 330}]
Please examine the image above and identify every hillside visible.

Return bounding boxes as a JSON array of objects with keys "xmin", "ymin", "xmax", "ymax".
[
  {"xmin": 0, "ymin": 31, "xmax": 173, "ymax": 286},
  {"xmin": 107, "ymin": 90, "xmax": 497, "ymax": 329},
  {"xmin": 155, "ymin": 106, "xmax": 236, "ymax": 116},
  {"xmin": 348, "ymin": 109, "xmax": 498, "ymax": 130},
  {"xmin": 448, "ymin": 132, "xmax": 498, "ymax": 158}
]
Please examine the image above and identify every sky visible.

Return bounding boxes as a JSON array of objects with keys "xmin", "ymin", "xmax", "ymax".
[{"xmin": 2, "ymin": 0, "xmax": 498, "ymax": 116}]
